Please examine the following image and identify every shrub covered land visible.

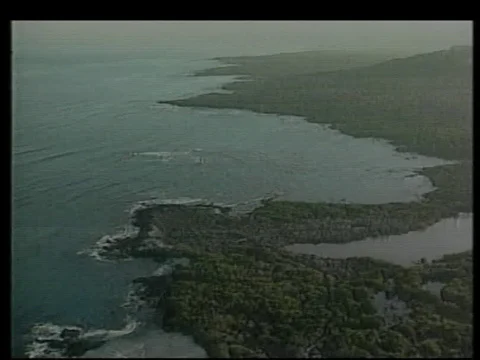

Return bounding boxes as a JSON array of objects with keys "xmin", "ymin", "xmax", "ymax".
[
  {"xmin": 133, "ymin": 247, "xmax": 472, "ymax": 358},
  {"xmin": 161, "ymin": 46, "xmax": 472, "ymax": 222},
  {"xmin": 127, "ymin": 47, "xmax": 473, "ymax": 357}
]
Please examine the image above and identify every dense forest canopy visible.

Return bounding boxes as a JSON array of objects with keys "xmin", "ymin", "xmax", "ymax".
[{"xmin": 127, "ymin": 47, "xmax": 474, "ymax": 358}]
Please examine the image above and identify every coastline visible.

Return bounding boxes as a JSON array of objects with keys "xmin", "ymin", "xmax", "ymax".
[
  {"xmin": 157, "ymin": 50, "xmax": 472, "ymax": 230},
  {"xmin": 26, "ymin": 49, "xmax": 472, "ymax": 358}
]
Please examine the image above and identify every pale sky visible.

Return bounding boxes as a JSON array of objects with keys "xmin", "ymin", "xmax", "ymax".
[{"xmin": 12, "ymin": 21, "xmax": 472, "ymax": 56}]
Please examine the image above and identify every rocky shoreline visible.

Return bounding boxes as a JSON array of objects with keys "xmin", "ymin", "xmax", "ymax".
[
  {"xmin": 118, "ymin": 246, "xmax": 472, "ymax": 358},
  {"xmin": 79, "ymin": 193, "xmax": 469, "ymax": 268},
  {"xmin": 64, "ymin": 47, "xmax": 472, "ymax": 358}
]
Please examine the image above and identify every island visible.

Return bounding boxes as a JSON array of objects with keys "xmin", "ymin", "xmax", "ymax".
[{"xmin": 96, "ymin": 47, "xmax": 472, "ymax": 358}]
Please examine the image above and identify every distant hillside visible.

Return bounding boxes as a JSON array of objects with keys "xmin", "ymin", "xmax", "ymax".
[
  {"xmin": 315, "ymin": 45, "xmax": 472, "ymax": 79},
  {"xmin": 194, "ymin": 50, "xmax": 403, "ymax": 79},
  {"xmin": 165, "ymin": 47, "xmax": 472, "ymax": 162}
]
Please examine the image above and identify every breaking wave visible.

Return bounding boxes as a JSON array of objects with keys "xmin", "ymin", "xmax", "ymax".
[
  {"xmin": 76, "ymin": 224, "xmax": 140, "ymax": 262},
  {"xmin": 119, "ymin": 149, "xmax": 204, "ymax": 164},
  {"xmin": 25, "ymin": 255, "xmax": 197, "ymax": 358},
  {"xmin": 24, "ymin": 317, "xmax": 140, "ymax": 358},
  {"xmin": 127, "ymin": 197, "xmax": 208, "ymax": 218},
  {"xmin": 133, "ymin": 151, "xmax": 191, "ymax": 157},
  {"xmin": 77, "ymin": 193, "xmax": 283, "ymax": 262},
  {"xmin": 38, "ymin": 192, "xmax": 283, "ymax": 357}
]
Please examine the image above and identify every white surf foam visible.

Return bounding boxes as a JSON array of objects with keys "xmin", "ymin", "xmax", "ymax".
[
  {"xmin": 25, "ymin": 340, "xmax": 66, "ymax": 358},
  {"xmin": 127, "ymin": 193, "xmax": 281, "ymax": 220},
  {"xmin": 152, "ymin": 264, "xmax": 174, "ymax": 277},
  {"xmin": 81, "ymin": 320, "xmax": 138, "ymax": 342},
  {"xmin": 81, "ymin": 194, "xmax": 280, "ymax": 262},
  {"xmin": 131, "ymin": 151, "xmax": 193, "ymax": 162},
  {"xmin": 25, "ymin": 318, "xmax": 140, "ymax": 359},
  {"xmin": 77, "ymin": 225, "xmax": 139, "ymax": 262},
  {"xmin": 25, "ymin": 323, "xmax": 84, "ymax": 358},
  {"xmin": 127, "ymin": 197, "xmax": 207, "ymax": 218},
  {"xmin": 137, "ymin": 238, "xmax": 173, "ymax": 253},
  {"xmin": 122, "ymin": 283, "xmax": 148, "ymax": 314}
]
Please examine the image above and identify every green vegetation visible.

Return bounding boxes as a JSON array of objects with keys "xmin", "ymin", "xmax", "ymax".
[
  {"xmin": 195, "ymin": 50, "xmax": 402, "ymax": 79},
  {"xmin": 168, "ymin": 47, "xmax": 472, "ymax": 162},
  {"xmin": 119, "ymin": 48, "xmax": 474, "ymax": 358},
  {"xmin": 108, "ymin": 191, "xmax": 472, "ymax": 358},
  {"xmin": 160, "ymin": 46, "xmax": 472, "ymax": 225},
  {"xmin": 142, "ymin": 248, "xmax": 472, "ymax": 358},
  {"xmin": 103, "ymin": 192, "xmax": 468, "ymax": 264}
]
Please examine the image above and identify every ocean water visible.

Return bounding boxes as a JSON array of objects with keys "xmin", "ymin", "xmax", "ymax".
[
  {"xmin": 12, "ymin": 36, "xmax": 456, "ymax": 356},
  {"xmin": 81, "ymin": 328, "xmax": 208, "ymax": 358}
]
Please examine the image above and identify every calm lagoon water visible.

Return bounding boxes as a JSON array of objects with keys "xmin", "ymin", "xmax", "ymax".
[{"xmin": 286, "ymin": 213, "xmax": 472, "ymax": 266}]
